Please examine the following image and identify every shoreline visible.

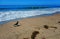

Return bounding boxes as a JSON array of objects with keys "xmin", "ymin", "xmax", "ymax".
[
  {"xmin": 0, "ymin": 13, "xmax": 60, "ymax": 39},
  {"xmin": 0, "ymin": 12, "xmax": 60, "ymax": 25}
]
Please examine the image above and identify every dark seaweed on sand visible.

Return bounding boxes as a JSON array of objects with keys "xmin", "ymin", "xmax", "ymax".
[
  {"xmin": 51, "ymin": 27, "xmax": 57, "ymax": 29},
  {"xmin": 31, "ymin": 31, "xmax": 39, "ymax": 39},
  {"xmin": 23, "ymin": 38, "xmax": 28, "ymax": 39},
  {"xmin": 44, "ymin": 25, "xmax": 49, "ymax": 29},
  {"xmin": 58, "ymin": 21, "xmax": 60, "ymax": 23}
]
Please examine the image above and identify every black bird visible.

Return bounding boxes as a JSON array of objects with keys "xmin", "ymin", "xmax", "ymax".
[{"xmin": 14, "ymin": 21, "xmax": 20, "ymax": 27}]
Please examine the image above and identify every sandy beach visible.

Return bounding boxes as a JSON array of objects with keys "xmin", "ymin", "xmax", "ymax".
[{"xmin": 0, "ymin": 13, "xmax": 60, "ymax": 39}]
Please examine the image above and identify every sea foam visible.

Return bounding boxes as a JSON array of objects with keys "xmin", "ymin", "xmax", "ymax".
[{"xmin": 0, "ymin": 8, "xmax": 60, "ymax": 22}]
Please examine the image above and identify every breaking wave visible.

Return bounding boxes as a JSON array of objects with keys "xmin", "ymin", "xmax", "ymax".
[{"xmin": 0, "ymin": 8, "xmax": 60, "ymax": 22}]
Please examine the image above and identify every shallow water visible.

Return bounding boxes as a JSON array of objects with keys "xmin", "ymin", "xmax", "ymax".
[{"xmin": 0, "ymin": 8, "xmax": 60, "ymax": 23}]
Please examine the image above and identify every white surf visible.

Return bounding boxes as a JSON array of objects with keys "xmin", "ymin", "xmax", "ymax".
[{"xmin": 0, "ymin": 8, "xmax": 60, "ymax": 22}]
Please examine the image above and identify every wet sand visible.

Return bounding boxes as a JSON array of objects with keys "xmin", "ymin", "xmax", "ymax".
[{"xmin": 0, "ymin": 13, "xmax": 60, "ymax": 39}]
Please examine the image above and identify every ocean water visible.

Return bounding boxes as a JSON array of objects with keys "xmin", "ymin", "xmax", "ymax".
[{"xmin": 0, "ymin": 8, "xmax": 60, "ymax": 23}]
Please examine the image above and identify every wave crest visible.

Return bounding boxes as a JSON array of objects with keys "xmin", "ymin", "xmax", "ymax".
[{"xmin": 0, "ymin": 8, "xmax": 60, "ymax": 22}]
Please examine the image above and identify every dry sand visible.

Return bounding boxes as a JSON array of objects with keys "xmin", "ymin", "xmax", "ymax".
[{"xmin": 0, "ymin": 14, "xmax": 60, "ymax": 39}]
